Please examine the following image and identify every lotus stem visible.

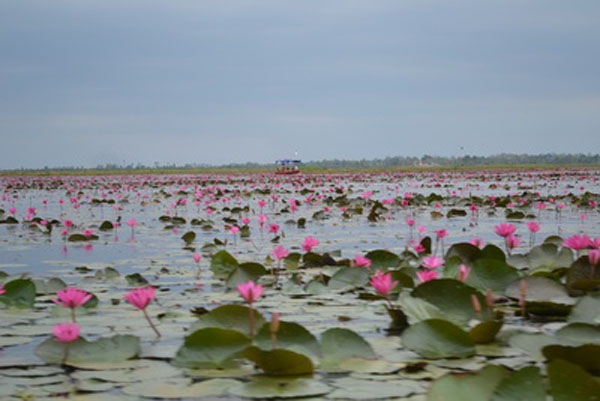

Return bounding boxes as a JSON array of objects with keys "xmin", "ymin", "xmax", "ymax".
[{"xmin": 142, "ymin": 308, "xmax": 161, "ymax": 338}]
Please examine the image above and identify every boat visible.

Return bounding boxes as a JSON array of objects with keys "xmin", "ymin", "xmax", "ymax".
[{"xmin": 275, "ymin": 159, "xmax": 301, "ymax": 175}]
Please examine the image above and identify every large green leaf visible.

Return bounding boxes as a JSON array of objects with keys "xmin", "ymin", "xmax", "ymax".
[
  {"xmin": 566, "ymin": 256, "xmax": 600, "ymax": 295},
  {"xmin": 189, "ymin": 304, "xmax": 266, "ymax": 337},
  {"xmin": 427, "ymin": 364, "xmax": 509, "ymax": 401},
  {"xmin": 365, "ymin": 249, "xmax": 400, "ymax": 270},
  {"xmin": 568, "ymin": 292, "xmax": 600, "ymax": 324},
  {"xmin": 528, "ymin": 243, "xmax": 573, "ymax": 273},
  {"xmin": 491, "ymin": 366, "xmax": 545, "ymax": 401},
  {"xmin": 226, "ymin": 262, "xmax": 267, "ymax": 289},
  {"xmin": 0, "ymin": 278, "xmax": 36, "ymax": 308},
  {"xmin": 402, "ymin": 319, "xmax": 476, "ymax": 359},
  {"xmin": 172, "ymin": 328, "xmax": 251, "ymax": 369},
  {"xmin": 480, "ymin": 244, "xmax": 506, "ymax": 262},
  {"xmin": 505, "ymin": 276, "xmax": 575, "ymax": 317},
  {"xmin": 412, "ymin": 279, "xmax": 487, "ymax": 324},
  {"xmin": 548, "ymin": 359, "xmax": 600, "ymax": 401},
  {"xmin": 445, "ymin": 242, "xmax": 482, "ymax": 264},
  {"xmin": 228, "ymin": 378, "xmax": 331, "ymax": 399},
  {"xmin": 241, "ymin": 347, "xmax": 314, "ymax": 376},
  {"xmin": 320, "ymin": 328, "xmax": 376, "ymax": 372},
  {"xmin": 35, "ymin": 335, "xmax": 140, "ymax": 368},
  {"xmin": 466, "ymin": 258, "xmax": 520, "ymax": 292},
  {"xmin": 543, "ymin": 344, "xmax": 600, "ymax": 373},
  {"xmin": 210, "ymin": 250, "xmax": 239, "ymax": 279},
  {"xmin": 254, "ymin": 321, "xmax": 321, "ymax": 360},
  {"xmin": 328, "ymin": 267, "xmax": 370, "ymax": 291}
]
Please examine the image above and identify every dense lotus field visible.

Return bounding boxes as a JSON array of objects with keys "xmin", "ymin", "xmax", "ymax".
[{"xmin": 0, "ymin": 168, "xmax": 599, "ymax": 401}]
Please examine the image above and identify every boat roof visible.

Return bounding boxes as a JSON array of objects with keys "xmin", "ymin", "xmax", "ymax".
[{"xmin": 275, "ymin": 159, "xmax": 301, "ymax": 164}]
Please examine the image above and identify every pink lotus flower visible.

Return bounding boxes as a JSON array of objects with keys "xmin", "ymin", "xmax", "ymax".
[
  {"xmin": 258, "ymin": 214, "xmax": 267, "ymax": 226},
  {"xmin": 562, "ymin": 234, "xmax": 592, "ymax": 251},
  {"xmin": 370, "ymin": 270, "xmax": 398, "ymax": 296},
  {"xmin": 405, "ymin": 218, "xmax": 415, "ymax": 227},
  {"xmin": 526, "ymin": 221, "xmax": 540, "ymax": 232},
  {"xmin": 124, "ymin": 286, "xmax": 156, "ymax": 310},
  {"xmin": 494, "ymin": 222, "xmax": 516, "ymax": 238},
  {"xmin": 0, "ymin": 285, "xmax": 5, "ymax": 295},
  {"xmin": 125, "ymin": 219, "xmax": 137, "ymax": 228},
  {"xmin": 421, "ymin": 256, "xmax": 443, "ymax": 269},
  {"xmin": 457, "ymin": 264, "xmax": 471, "ymax": 282},
  {"xmin": 353, "ymin": 255, "xmax": 372, "ymax": 268},
  {"xmin": 237, "ymin": 281, "xmax": 263, "ymax": 304},
  {"xmin": 269, "ymin": 224, "xmax": 279, "ymax": 234},
  {"xmin": 588, "ymin": 249, "xmax": 600, "ymax": 266},
  {"xmin": 124, "ymin": 286, "xmax": 160, "ymax": 337},
  {"xmin": 469, "ymin": 237, "xmax": 484, "ymax": 248},
  {"xmin": 302, "ymin": 236, "xmax": 319, "ymax": 252},
  {"xmin": 506, "ymin": 234, "xmax": 521, "ymax": 252},
  {"xmin": 52, "ymin": 322, "xmax": 80, "ymax": 343},
  {"xmin": 272, "ymin": 245, "xmax": 289, "ymax": 261},
  {"xmin": 83, "ymin": 229, "xmax": 94, "ymax": 238},
  {"xmin": 230, "ymin": 226, "xmax": 240, "ymax": 234},
  {"xmin": 413, "ymin": 243, "xmax": 426, "ymax": 254},
  {"xmin": 258, "ymin": 199, "xmax": 267, "ymax": 209},
  {"xmin": 192, "ymin": 253, "xmax": 202, "ymax": 263},
  {"xmin": 417, "ymin": 270, "xmax": 438, "ymax": 283},
  {"xmin": 242, "ymin": 217, "xmax": 251, "ymax": 226},
  {"xmin": 53, "ymin": 287, "xmax": 92, "ymax": 309},
  {"xmin": 435, "ymin": 229, "xmax": 448, "ymax": 239}
]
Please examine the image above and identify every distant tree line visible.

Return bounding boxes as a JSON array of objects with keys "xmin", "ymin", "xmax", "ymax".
[{"xmin": 7, "ymin": 153, "xmax": 600, "ymax": 172}]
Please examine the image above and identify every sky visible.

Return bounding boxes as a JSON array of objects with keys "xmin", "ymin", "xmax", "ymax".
[{"xmin": 1, "ymin": 1, "xmax": 599, "ymax": 169}]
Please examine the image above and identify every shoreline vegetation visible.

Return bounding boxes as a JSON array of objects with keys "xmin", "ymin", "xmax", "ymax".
[{"xmin": 2, "ymin": 152, "xmax": 599, "ymax": 176}]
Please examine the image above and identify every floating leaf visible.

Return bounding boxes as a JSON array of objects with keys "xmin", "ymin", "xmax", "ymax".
[
  {"xmin": 365, "ymin": 249, "xmax": 400, "ymax": 270},
  {"xmin": 226, "ymin": 263, "xmax": 267, "ymax": 289},
  {"xmin": 210, "ymin": 250, "xmax": 239, "ymax": 279},
  {"xmin": 0, "ymin": 278, "xmax": 36, "ymax": 308},
  {"xmin": 568, "ymin": 292, "xmax": 600, "ymax": 324},
  {"xmin": 469, "ymin": 320, "xmax": 503, "ymax": 344},
  {"xmin": 242, "ymin": 346, "xmax": 314, "ymax": 376},
  {"xmin": 328, "ymin": 267, "xmax": 370, "ymax": 291},
  {"xmin": 543, "ymin": 344, "xmax": 600, "ymax": 373},
  {"xmin": 189, "ymin": 304, "xmax": 266, "ymax": 337},
  {"xmin": 528, "ymin": 243, "xmax": 573, "ymax": 273},
  {"xmin": 181, "ymin": 231, "xmax": 196, "ymax": 245},
  {"xmin": 228, "ymin": 377, "xmax": 331, "ymax": 399},
  {"xmin": 446, "ymin": 242, "xmax": 482, "ymax": 264},
  {"xmin": 556, "ymin": 323, "xmax": 600, "ymax": 345},
  {"xmin": 566, "ymin": 256, "xmax": 600, "ymax": 295},
  {"xmin": 548, "ymin": 359, "xmax": 600, "ymax": 401},
  {"xmin": 491, "ymin": 366, "xmax": 545, "ymax": 401},
  {"xmin": 427, "ymin": 364, "xmax": 509, "ymax": 401},
  {"xmin": 254, "ymin": 321, "xmax": 321, "ymax": 360},
  {"xmin": 402, "ymin": 319, "xmax": 476, "ymax": 359},
  {"xmin": 172, "ymin": 328, "xmax": 251, "ymax": 369},
  {"xmin": 122, "ymin": 378, "xmax": 239, "ymax": 399},
  {"xmin": 412, "ymin": 279, "xmax": 487, "ymax": 324},
  {"xmin": 466, "ymin": 258, "xmax": 520, "ymax": 292},
  {"xmin": 125, "ymin": 273, "xmax": 149, "ymax": 287},
  {"xmin": 35, "ymin": 335, "xmax": 140, "ymax": 368},
  {"xmin": 320, "ymin": 328, "xmax": 376, "ymax": 371},
  {"xmin": 32, "ymin": 277, "xmax": 67, "ymax": 295},
  {"xmin": 505, "ymin": 276, "xmax": 575, "ymax": 316}
]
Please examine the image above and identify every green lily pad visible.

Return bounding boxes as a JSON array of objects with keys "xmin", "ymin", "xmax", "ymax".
[
  {"xmin": 211, "ymin": 250, "xmax": 239, "ymax": 279},
  {"xmin": 254, "ymin": 321, "xmax": 321, "ymax": 360},
  {"xmin": 283, "ymin": 252, "xmax": 301, "ymax": 270},
  {"xmin": 122, "ymin": 378, "xmax": 239, "ymax": 398},
  {"xmin": 543, "ymin": 344, "xmax": 600, "ymax": 373},
  {"xmin": 172, "ymin": 327, "xmax": 251, "ymax": 369},
  {"xmin": 480, "ymin": 244, "xmax": 506, "ymax": 262},
  {"xmin": 556, "ymin": 323, "xmax": 600, "ymax": 345},
  {"xmin": 181, "ymin": 230, "xmax": 196, "ymax": 245},
  {"xmin": 412, "ymin": 279, "xmax": 487, "ymax": 324},
  {"xmin": 508, "ymin": 332, "xmax": 557, "ymax": 360},
  {"xmin": 491, "ymin": 366, "xmax": 545, "ymax": 401},
  {"xmin": 241, "ymin": 346, "xmax": 314, "ymax": 376},
  {"xmin": 548, "ymin": 359, "xmax": 600, "ymax": 401},
  {"xmin": 505, "ymin": 276, "xmax": 575, "ymax": 316},
  {"xmin": 568, "ymin": 292, "xmax": 600, "ymax": 324},
  {"xmin": 32, "ymin": 277, "xmax": 67, "ymax": 295},
  {"xmin": 445, "ymin": 242, "xmax": 482, "ymax": 264},
  {"xmin": 427, "ymin": 364, "xmax": 509, "ymax": 401},
  {"xmin": 330, "ymin": 377, "xmax": 424, "ymax": 399},
  {"xmin": 469, "ymin": 320, "xmax": 503, "ymax": 344},
  {"xmin": 566, "ymin": 256, "xmax": 600, "ymax": 295},
  {"xmin": 466, "ymin": 258, "xmax": 520, "ymax": 292},
  {"xmin": 228, "ymin": 377, "xmax": 331, "ymax": 399},
  {"xmin": 328, "ymin": 267, "xmax": 370, "ymax": 291},
  {"xmin": 402, "ymin": 319, "xmax": 476, "ymax": 359},
  {"xmin": 0, "ymin": 278, "xmax": 36, "ymax": 308},
  {"xmin": 226, "ymin": 262, "xmax": 267, "ymax": 289},
  {"xmin": 35, "ymin": 335, "xmax": 140, "ymax": 368},
  {"xmin": 365, "ymin": 250, "xmax": 400, "ymax": 270},
  {"xmin": 189, "ymin": 304, "xmax": 266, "ymax": 337},
  {"xmin": 320, "ymin": 328, "xmax": 376, "ymax": 371},
  {"xmin": 528, "ymin": 243, "xmax": 573, "ymax": 273}
]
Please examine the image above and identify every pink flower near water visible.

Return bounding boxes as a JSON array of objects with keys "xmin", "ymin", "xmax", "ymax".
[
  {"xmin": 370, "ymin": 270, "xmax": 398, "ymax": 296},
  {"xmin": 52, "ymin": 322, "xmax": 80, "ymax": 343},
  {"xmin": 353, "ymin": 255, "xmax": 372, "ymax": 268},
  {"xmin": 494, "ymin": 222, "xmax": 516, "ymax": 238},
  {"xmin": 435, "ymin": 229, "xmax": 448, "ymax": 239},
  {"xmin": 272, "ymin": 245, "xmax": 290, "ymax": 260},
  {"xmin": 242, "ymin": 217, "xmax": 251, "ymax": 226},
  {"xmin": 124, "ymin": 286, "xmax": 156, "ymax": 310},
  {"xmin": 562, "ymin": 234, "xmax": 592, "ymax": 251},
  {"xmin": 416, "ymin": 270, "xmax": 438, "ymax": 283},
  {"xmin": 469, "ymin": 237, "xmax": 484, "ymax": 248},
  {"xmin": 53, "ymin": 287, "xmax": 92, "ymax": 309},
  {"xmin": 0, "ymin": 285, "xmax": 5, "ymax": 295},
  {"xmin": 237, "ymin": 281, "xmax": 263, "ymax": 304},
  {"xmin": 125, "ymin": 219, "xmax": 137, "ymax": 228},
  {"xmin": 526, "ymin": 221, "xmax": 540, "ymax": 232},
  {"xmin": 506, "ymin": 234, "xmax": 521, "ymax": 251},
  {"xmin": 258, "ymin": 199, "xmax": 267, "ymax": 208},
  {"xmin": 457, "ymin": 264, "xmax": 471, "ymax": 282},
  {"xmin": 421, "ymin": 256, "xmax": 443, "ymax": 269},
  {"xmin": 588, "ymin": 249, "xmax": 600, "ymax": 266},
  {"xmin": 405, "ymin": 218, "xmax": 415, "ymax": 227},
  {"xmin": 269, "ymin": 224, "xmax": 280, "ymax": 234},
  {"xmin": 83, "ymin": 229, "xmax": 94, "ymax": 238},
  {"xmin": 192, "ymin": 253, "xmax": 202, "ymax": 263},
  {"xmin": 302, "ymin": 236, "xmax": 319, "ymax": 252},
  {"xmin": 230, "ymin": 226, "xmax": 240, "ymax": 234}
]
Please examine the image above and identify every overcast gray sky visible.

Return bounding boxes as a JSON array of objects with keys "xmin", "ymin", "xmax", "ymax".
[{"xmin": 1, "ymin": 1, "xmax": 598, "ymax": 169}]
